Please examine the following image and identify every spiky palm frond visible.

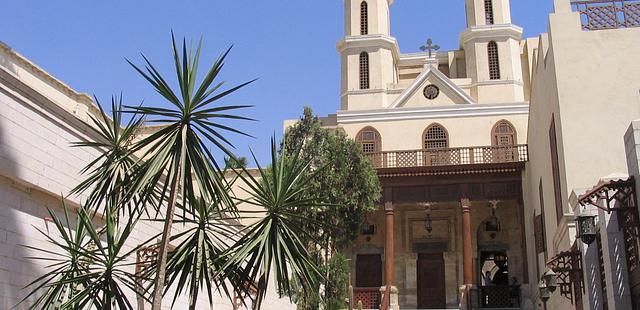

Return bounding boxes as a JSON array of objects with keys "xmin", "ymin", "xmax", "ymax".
[
  {"xmin": 21, "ymin": 204, "xmax": 147, "ymax": 310},
  {"xmin": 227, "ymin": 137, "xmax": 325, "ymax": 309},
  {"xmin": 125, "ymin": 33, "xmax": 254, "ymax": 309}
]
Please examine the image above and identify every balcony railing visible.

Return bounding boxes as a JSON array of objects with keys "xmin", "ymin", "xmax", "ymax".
[
  {"xmin": 572, "ymin": 0, "xmax": 640, "ymax": 30},
  {"xmin": 478, "ymin": 285, "xmax": 521, "ymax": 308},
  {"xmin": 364, "ymin": 144, "xmax": 528, "ymax": 169},
  {"xmin": 353, "ymin": 287, "xmax": 380, "ymax": 309}
]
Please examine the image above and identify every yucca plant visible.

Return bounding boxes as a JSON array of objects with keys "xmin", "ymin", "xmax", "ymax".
[
  {"xmin": 70, "ymin": 95, "xmax": 144, "ymax": 217},
  {"xmin": 227, "ymin": 137, "xmax": 325, "ymax": 309},
  {"xmin": 156, "ymin": 197, "xmax": 249, "ymax": 310},
  {"xmin": 125, "ymin": 33, "xmax": 254, "ymax": 309},
  {"xmin": 21, "ymin": 204, "xmax": 145, "ymax": 310}
]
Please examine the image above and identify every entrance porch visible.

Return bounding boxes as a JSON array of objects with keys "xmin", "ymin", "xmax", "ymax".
[{"xmin": 347, "ymin": 146, "xmax": 530, "ymax": 309}]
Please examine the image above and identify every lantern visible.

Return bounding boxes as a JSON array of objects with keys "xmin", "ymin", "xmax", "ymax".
[
  {"xmin": 542, "ymin": 269, "xmax": 557, "ymax": 293},
  {"xmin": 538, "ymin": 280, "xmax": 551, "ymax": 303},
  {"xmin": 576, "ymin": 214, "xmax": 597, "ymax": 245},
  {"xmin": 494, "ymin": 253, "xmax": 507, "ymax": 269},
  {"xmin": 485, "ymin": 201, "xmax": 501, "ymax": 232},
  {"xmin": 425, "ymin": 213, "xmax": 433, "ymax": 233}
]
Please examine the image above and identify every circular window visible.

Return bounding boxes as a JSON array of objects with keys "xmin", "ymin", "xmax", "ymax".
[{"xmin": 423, "ymin": 84, "xmax": 440, "ymax": 100}]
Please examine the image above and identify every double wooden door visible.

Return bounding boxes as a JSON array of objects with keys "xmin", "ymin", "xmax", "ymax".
[{"xmin": 417, "ymin": 253, "xmax": 446, "ymax": 309}]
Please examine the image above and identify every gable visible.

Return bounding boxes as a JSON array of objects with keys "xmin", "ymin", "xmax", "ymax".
[{"xmin": 389, "ymin": 65, "xmax": 475, "ymax": 108}]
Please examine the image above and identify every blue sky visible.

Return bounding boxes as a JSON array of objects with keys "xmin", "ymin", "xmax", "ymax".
[{"xmin": 1, "ymin": 1, "xmax": 553, "ymax": 164}]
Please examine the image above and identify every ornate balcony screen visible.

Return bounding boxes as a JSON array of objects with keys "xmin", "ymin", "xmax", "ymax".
[
  {"xmin": 572, "ymin": 0, "xmax": 640, "ymax": 30},
  {"xmin": 363, "ymin": 144, "xmax": 528, "ymax": 169}
]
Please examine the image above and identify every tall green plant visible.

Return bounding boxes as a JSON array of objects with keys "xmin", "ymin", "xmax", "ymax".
[
  {"xmin": 228, "ymin": 137, "xmax": 325, "ymax": 309},
  {"xmin": 21, "ymin": 204, "xmax": 144, "ymax": 310},
  {"xmin": 70, "ymin": 95, "xmax": 144, "ymax": 217},
  {"xmin": 125, "ymin": 33, "xmax": 254, "ymax": 309}
]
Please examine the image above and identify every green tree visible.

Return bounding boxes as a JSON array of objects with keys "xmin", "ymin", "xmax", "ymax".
[{"xmin": 282, "ymin": 107, "xmax": 381, "ymax": 308}]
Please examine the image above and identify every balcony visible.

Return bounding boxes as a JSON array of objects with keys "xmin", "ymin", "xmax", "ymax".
[
  {"xmin": 572, "ymin": 0, "xmax": 640, "ymax": 30},
  {"xmin": 363, "ymin": 145, "xmax": 528, "ymax": 170}
]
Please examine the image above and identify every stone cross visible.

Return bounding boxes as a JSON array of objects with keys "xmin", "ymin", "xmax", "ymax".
[{"xmin": 420, "ymin": 38, "xmax": 440, "ymax": 58}]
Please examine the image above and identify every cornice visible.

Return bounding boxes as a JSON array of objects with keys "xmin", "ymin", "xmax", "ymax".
[
  {"xmin": 460, "ymin": 24, "xmax": 523, "ymax": 45},
  {"xmin": 337, "ymin": 35, "xmax": 401, "ymax": 60},
  {"xmin": 337, "ymin": 103, "xmax": 529, "ymax": 124},
  {"xmin": 0, "ymin": 41, "xmax": 95, "ymax": 107}
]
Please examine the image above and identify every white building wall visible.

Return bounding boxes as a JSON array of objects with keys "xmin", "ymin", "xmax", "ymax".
[{"xmin": 0, "ymin": 43, "xmax": 294, "ymax": 310}]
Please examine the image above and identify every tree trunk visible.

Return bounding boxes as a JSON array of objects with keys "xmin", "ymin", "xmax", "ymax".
[{"xmin": 150, "ymin": 159, "xmax": 182, "ymax": 310}]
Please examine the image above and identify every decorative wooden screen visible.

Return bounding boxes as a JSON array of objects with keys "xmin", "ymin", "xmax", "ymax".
[
  {"xmin": 549, "ymin": 116, "xmax": 564, "ymax": 224},
  {"xmin": 488, "ymin": 41, "xmax": 500, "ymax": 80},
  {"xmin": 356, "ymin": 127, "xmax": 381, "ymax": 154},
  {"xmin": 485, "ymin": 0, "xmax": 495, "ymax": 24},
  {"xmin": 537, "ymin": 179, "xmax": 547, "ymax": 255},
  {"xmin": 547, "ymin": 249, "xmax": 584, "ymax": 303},
  {"xmin": 359, "ymin": 52, "xmax": 370, "ymax": 89},
  {"xmin": 424, "ymin": 124, "xmax": 448, "ymax": 149},
  {"xmin": 534, "ymin": 214, "xmax": 546, "ymax": 254},
  {"xmin": 572, "ymin": 0, "xmax": 640, "ymax": 30},
  {"xmin": 360, "ymin": 1, "xmax": 369, "ymax": 35},
  {"xmin": 596, "ymin": 232, "xmax": 609, "ymax": 310}
]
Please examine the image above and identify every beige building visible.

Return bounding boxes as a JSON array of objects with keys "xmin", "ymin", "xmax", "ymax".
[{"xmin": 305, "ymin": 0, "xmax": 640, "ymax": 309}]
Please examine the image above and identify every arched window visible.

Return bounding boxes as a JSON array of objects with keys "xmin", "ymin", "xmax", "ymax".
[
  {"xmin": 488, "ymin": 41, "xmax": 500, "ymax": 80},
  {"xmin": 423, "ymin": 124, "xmax": 449, "ymax": 149},
  {"xmin": 360, "ymin": 1, "xmax": 369, "ymax": 35},
  {"xmin": 484, "ymin": 0, "xmax": 495, "ymax": 25},
  {"xmin": 359, "ymin": 52, "xmax": 370, "ymax": 89},
  {"xmin": 356, "ymin": 126, "xmax": 381, "ymax": 154},
  {"xmin": 492, "ymin": 120, "xmax": 516, "ymax": 145}
]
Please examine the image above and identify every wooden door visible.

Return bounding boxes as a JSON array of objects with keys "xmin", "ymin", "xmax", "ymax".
[
  {"xmin": 356, "ymin": 254, "xmax": 382, "ymax": 288},
  {"xmin": 417, "ymin": 253, "xmax": 446, "ymax": 309}
]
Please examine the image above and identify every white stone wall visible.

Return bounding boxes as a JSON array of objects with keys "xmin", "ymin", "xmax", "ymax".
[{"xmin": 0, "ymin": 44, "xmax": 295, "ymax": 310}]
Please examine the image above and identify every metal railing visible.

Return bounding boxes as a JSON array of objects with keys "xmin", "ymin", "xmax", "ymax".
[
  {"xmin": 572, "ymin": 0, "xmax": 640, "ymax": 30},
  {"xmin": 353, "ymin": 287, "xmax": 380, "ymax": 309},
  {"xmin": 363, "ymin": 144, "xmax": 528, "ymax": 169},
  {"xmin": 478, "ymin": 285, "xmax": 521, "ymax": 308}
]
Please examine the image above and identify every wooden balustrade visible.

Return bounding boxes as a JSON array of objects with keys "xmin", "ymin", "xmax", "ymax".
[
  {"xmin": 571, "ymin": 0, "xmax": 640, "ymax": 30},
  {"xmin": 353, "ymin": 287, "xmax": 381, "ymax": 309},
  {"xmin": 364, "ymin": 144, "xmax": 528, "ymax": 169}
]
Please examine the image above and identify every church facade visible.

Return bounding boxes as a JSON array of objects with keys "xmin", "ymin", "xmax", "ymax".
[{"xmin": 321, "ymin": 0, "xmax": 640, "ymax": 309}]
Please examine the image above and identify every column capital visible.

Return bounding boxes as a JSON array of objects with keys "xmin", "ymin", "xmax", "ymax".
[
  {"xmin": 461, "ymin": 198, "xmax": 471, "ymax": 211},
  {"xmin": 384, "ymin": 201, "xmax": 394, "ymax": 213}
]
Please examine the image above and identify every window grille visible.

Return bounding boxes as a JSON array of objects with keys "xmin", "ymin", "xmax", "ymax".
[
  {"xmin": 485, "ymin": 0, "xmax": 495, "ymax": 25},
  {"xmin": 360, "ymin": 1, "xmax": 369, "ymax": 35},
  {"xmin": 356, "ymin": 127, "xmax": 380, "ymax": 154},
  {"xmin": 359, "ymin": 52, "xmax": 370, "ymax": 90},
  {"xmin": 488, "ymin": 41, "xmax": 501, "ymax": 80},
  {"xmin": 493, "ymin": 121, "xmax": 516, "ymax": 145},
  {"xmin": 424, "ymin": 125, "xmax": 448, "ymax": 149},
  {"xmin": 596, "ymin": 233, "xmax": 609, "ymax": 310}
]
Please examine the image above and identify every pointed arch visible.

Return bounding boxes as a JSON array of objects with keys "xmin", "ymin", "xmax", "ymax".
[
  {"xmin": 488, "ymin": 41, "xmax": 500, "ymax": 80},
  {"xmin": 423, "ymin": 124, "xmax": 449, "ymax": 149},
  {"xmin": 356, "ymin": 126, "xmax": 381, "ymax": 154},
  {"xmin": 484, "ymin": 0, "xmax": 495, "ymax": 25},
  {"xmin": 491, "ymin": 120, "xmax": 516, "ymax": 146},
  {"xmin": 360, "ymin": 1, "xmax": 369, "ymax": 35},
  {"xmin": 359, "ymin": 52, "xmax": 370, "ymax": 90}
]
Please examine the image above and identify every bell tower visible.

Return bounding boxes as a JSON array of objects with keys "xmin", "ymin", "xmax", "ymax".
[
  {"xmin": 461, "ymin": 0, "xmax": 525, "ymax": 103},
  {"xmin": 338, "ymin": 0, "xmax": 398, "ymax": 111}
]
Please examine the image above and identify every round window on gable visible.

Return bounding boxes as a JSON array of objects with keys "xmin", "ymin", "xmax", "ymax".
[{"xmin": 423, "ymin": 84, "xmax": 440, "ymax": 100}]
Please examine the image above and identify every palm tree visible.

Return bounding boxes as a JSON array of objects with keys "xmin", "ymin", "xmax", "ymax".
[
  {"xmin": 125, "ymin": 33, "xmax": 254, "ymax": 309},
  {"xmin": 227, "ymin": 137, "xmax": 325, "ymax": 309},
  {"xmin": 21, "ymin": 204, "xmax": 144, "ymax": 310}
]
